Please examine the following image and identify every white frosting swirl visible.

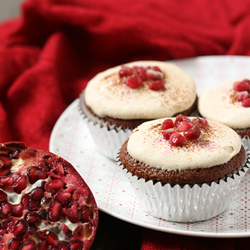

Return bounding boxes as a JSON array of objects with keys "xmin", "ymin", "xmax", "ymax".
[
  {"xmin": 198, "ymin": 81, "xmax": 250, "ymax": 129},
  {"xmin": 84, "ymin": 61, "xmax": 196, "ymax": 119},
  {"xmin": 127, "ymin": 118, "xmax": 241, "ymax": 170}
]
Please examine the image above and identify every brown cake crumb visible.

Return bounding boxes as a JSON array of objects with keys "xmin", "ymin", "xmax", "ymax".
[
  {"xmin": 119, "ymin": 139, "xmax": 246, "ymax": 186},
  {"xmin": 234, "ymin": 127, "xmax": 250, "ymax": 138}
]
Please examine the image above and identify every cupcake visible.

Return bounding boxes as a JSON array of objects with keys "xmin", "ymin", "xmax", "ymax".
[
  {"xmin": 198, "ymin": 79, "xmax": 250, "ymax": 138},
  {"xmin": 118, "ymin": 115, "xmax": 249, "ymax": 222},
  {"xmin": 79, "ymin": 60, "xmax": 197, "ymax": 160}
]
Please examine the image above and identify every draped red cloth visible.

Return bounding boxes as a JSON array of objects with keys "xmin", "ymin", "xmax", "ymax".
[{"xmin": 1, "ymin": 0, "xmax": 250, "ymax": 249}]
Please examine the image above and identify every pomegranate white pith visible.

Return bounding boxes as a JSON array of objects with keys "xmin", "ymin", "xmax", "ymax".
[{"xmin": 0, "ymin": 142, "xmax": 98, "ymax": 250}]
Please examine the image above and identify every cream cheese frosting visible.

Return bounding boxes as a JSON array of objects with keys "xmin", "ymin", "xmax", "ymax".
[
  {"xmin": 84, "ymin": 61, "xmax": 196, "ymax": 120},
  {"xmin": 198, "ymin": 81, "xmax": 250, "ymax": 129},
  {"xmin": 127, "ymin": 118, "xmax": 242, "ymax": 170}
]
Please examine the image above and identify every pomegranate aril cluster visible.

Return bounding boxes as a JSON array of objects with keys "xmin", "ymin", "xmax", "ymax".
[
  {"xmin": 161, "ymin": 115, "xmax": 208, "ymax": 147},
  {"xmin": 119, "ymin": 65, "xmax": 165, "ymax": 90},
  {"xmin": 0, "ymin": 142, "xmax": 98, "ymax": 250},
  {"xmin": 233, "ymin": 79, "xmax": 250, "ymax": 107}
]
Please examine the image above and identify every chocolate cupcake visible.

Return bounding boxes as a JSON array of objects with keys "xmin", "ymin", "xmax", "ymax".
[
  {"xmin": 79, "ymin": 60, "xmax": 197, "ymax": 160},
  {"xmin": 118, "ymin": 115, "xmax": 249, "ymax": 222},
  {"xmin": 198, "ymin": 79, "xmax": 250, "ymax": 138}
]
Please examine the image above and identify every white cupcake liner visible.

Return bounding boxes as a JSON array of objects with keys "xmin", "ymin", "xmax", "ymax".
[
  {"xmin": 78, "ymin": 92, "xmax": 132, "ymax": 160},
  {"xmin": 118, "ymin": 141, "xmax": 250, "ymax": 222},
  {"xmin": 241, "ymin": 135, "xmax": 250, "ymax": 151}
]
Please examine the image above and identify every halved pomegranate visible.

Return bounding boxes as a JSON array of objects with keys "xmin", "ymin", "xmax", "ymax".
[{"xmin": 0, "ymin": 142, "xmax": 98, "ymax": 250}]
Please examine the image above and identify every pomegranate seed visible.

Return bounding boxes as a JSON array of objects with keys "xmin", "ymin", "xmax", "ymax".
[
  {"xmin": 73, "ymin": 225, "xmax": 84, "ymax": 239},
  {"xmin": 41, "ymin": 197, "xmax": 52, "ymax": 205},
  {"xmin": 21, "ymin": 195, "xmax": 29, "ymax": 209},
  {"xmin": 169, "ymin": 133, "xmax": 184, "ymax": 146},
  {"xmin": 28, "ymin": 200, "xmax": 40, "ymax": 211},
  {"xmin": 12, "ymin": 204, "xmax": 24, "ymax": 217},
  {"xmin": 243, "ymin": 79, "xmax": 250, "ymax": 84},
  {"xmin": 8, "ymin": 238, "xmax": 21, "ymax": 250},
  {"xmin": 65, "ymin": 229, "xmax": 73, "ymax": 240},
  {"xmin": 25, "ymin": 212, "xmax": 40, "ymax": 224},
  {"xmin": 0, "ymin": 155, "xmax": 12, "ymax": 168},
  {"xmin": 0, "ymin": 167, "xmax": 11, "ymax": 176},
  {"xmin": 37, "ymin": 230, "xmax": 48, "ymax": 240},
  {"xmin": 29, "ymin": 187, "xmax": 44, "ymax": 201},
  {"xmin": 177, "ymin": 122, "xmax": 193, "ymax": 132},
  {"xmin": 53, "ymin": 162, "xmax": 65, "ymax": 175},
  {"xmin": 147, "ymin": 66, "xmax": 162, "ymax": 72},
  {"xmin": 0, "ymin": 190, "xmax": 7, "ymax": 202},
  {"xmin": 72, "ymin": 190, "xmax": 81, "ymax": 201},
  {"xmin": 58, "ymin": 242, "xmax": 68, "ymax": 250},
  {"xmin": 48, "ymin": 201, "xmax": 62, "ymax": 222},
  {"xmin": 13, "ymin": 175, "xmax": 28, "ymax": 194},
  {"xmin": 81, "ymin": 207, "xmax": 93, "ymax": 223},
  {"xmin": 19, "ymin": 240, "xmax": 36, "ymax": 250},
  {"xmin": 242, "ymin": 98, "xmax": 250, "ymax": 107},
  {"xmin": 44, "ymin": 179, "xmax": 64, "ymax": 194},
  {"xmin": 236, "ymin": 91, "xmax": 249, "ymax": 101},
  {"xmin": 146, "ymin": 69, "xmax": 163, "ymax": 80},
  {"xmin": 174, "ymin": 114, "xmax": 191, "ymax": 126},
  {"xmin": 125, "ymin": 76, "xmax": 142, "ymax": 89},
  {"xmin": 13, "ymin": 219, "xmax": 28, "ymax": 237},
  {"xmin": 0, "ymin": 202, "xmax": 12, "ymax": 219},
  {"xmin": 55, "ymin": 190, "xmax": 72, "ymax": 206},
  {"xmin": 119, "ymin": 65, "xmax": 133, "ymax": 77},
  {"xmin": 63, "ymin": 202, "xmax": 81, "ymax": 223},
  {"xmin": 0, "ymin": 176, "xmax": 11, "ymax": 189},
  {"xmin": 161, "ymin": 119, "xmax": 174, "ymax": 130},
  {"xmin": 46, "ymin": 231, "xmax": 60, "ymax": 247},
  {"xmin": 28, "ymin": 225, "xmax": 38, "ymax": 236},
  {"xmin": 8, "ymin": 149, "xmax": 21, "ymax": 159},
  {"xmin": 184, "ymin": 126, "xmax": 201, "ymax": 140},
  {"xmin": 149, "ymin": 80, "xmax": 165, "ymax": 90},
  {"xmin": 42, "ymin": 155, "xmax": 54, "ymax": 167},
  {"xmin": 61, "ymin": 224, "xmax": 70, "ymax": 234},
  {"xmin": 20, "ymin": 148, "xmax": 37, "ymax": 159},
  {"xmin": 233, "ymin": 80, "xmax": 249, "ymax": 92},
  {"xmin": 37, "ymin": 163, "xmax": 49, "ymax": 175},
  {"xmin": 201, "ymin": 119, "xmax": 208, "ymax": 127},
  {"xmin": 68, "ymin": 239, "xmax": 84, "ymax": 250},
  {"xmin": 162, "ymin": 128, "xmax": 175, "ymax": 140},
  {"xmin": 0, "ymin": 224, "xmax": 6, "ymax": 237},
  {"xmin": 133, "ymin": 66, "xmax": 147, "ymax": 81},
  {"xmin": 27, "ymin": 166, "xmax": 47, "ymax": 184},
  {"xmin": 192, "ymin": 118, "xmax": 208, "ymax": 129},
  {"xmin": 38, "ymin": 241, "xmax": 47, "ymax": 250},
  {"xmin": 38, "ymin": 210, "xmax": 48, "ymax": 220}
]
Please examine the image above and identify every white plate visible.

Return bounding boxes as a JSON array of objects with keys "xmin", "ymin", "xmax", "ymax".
[{"xmin": 50, "ymin": 55, "xmax": 250, "ymax": 238}]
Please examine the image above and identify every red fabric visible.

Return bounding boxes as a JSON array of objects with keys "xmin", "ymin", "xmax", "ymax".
[
  {"xmin": 1, "ymin": 0, "xmax": 250, "ymax": 248},
  {"xmin": 141, "ymin": 230, "xmax": 250, "ymax": 250}
]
